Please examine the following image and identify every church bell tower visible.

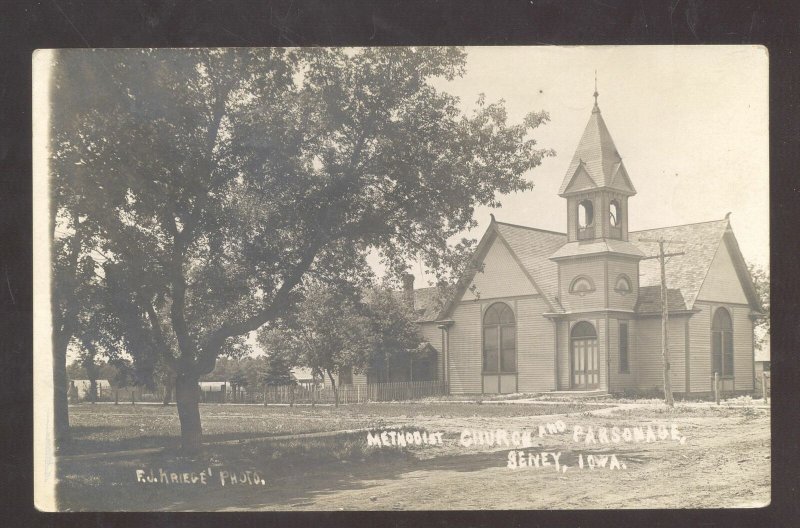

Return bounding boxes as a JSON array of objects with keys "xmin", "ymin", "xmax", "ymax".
[{"xmin": 550, "ymin": 81, "xmax": 644, "ymax": 391}]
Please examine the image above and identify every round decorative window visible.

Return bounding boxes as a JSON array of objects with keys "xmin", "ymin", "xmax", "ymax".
[
  {"xmin": 570, "ymin": 276, "xmax": 595, "ymax": 296},
  {"xmin": 614, "ymin": 275, "xmax": 632, "ymax": 295}
]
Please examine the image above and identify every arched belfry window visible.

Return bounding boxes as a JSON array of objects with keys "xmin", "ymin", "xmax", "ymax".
[
  {"xmin": 577, "ymin": 199, "xmax": 595, "ymax": 240},
  {"xmin": 609, "ymin": 200, "xmax": 621, "ymax": 227},
  {"xmin": 578, "ymin": 200, "xmax": 594, "ymax": 228},
  {"xmin": 712, "ymin": 308, "xmax": 734, "ymax": 377},
  {"xmin": 483, "ymin": 303, "xmax": 516, "ymax": 374}
]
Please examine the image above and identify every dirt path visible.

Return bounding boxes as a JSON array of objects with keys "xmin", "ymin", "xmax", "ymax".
[{"xmin": 197, "ymin": 407, "xmax": 770, "ymax": 511}]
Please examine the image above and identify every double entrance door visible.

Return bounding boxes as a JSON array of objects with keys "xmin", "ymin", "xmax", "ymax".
[{"xmin": 571, "ymin": 337, "xmax": 599, "ymax": 389}]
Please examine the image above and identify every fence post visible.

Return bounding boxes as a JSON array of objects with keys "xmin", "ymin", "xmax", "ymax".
[
  {"xmin": 131, "ymin": 389, "xmax": 135, "ymax": 405},
  {"xmin": 714, "ymin": 372, "xmax": 720, "ymax": 405},
  {"xmin": 762, "ymin": 372, "xmax": 768, "ymax": 403}
]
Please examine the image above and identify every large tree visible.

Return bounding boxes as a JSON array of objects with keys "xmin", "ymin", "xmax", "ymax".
[{"xmin": 51, "ymin": 47, "xmax": 552, "ymax": 452}]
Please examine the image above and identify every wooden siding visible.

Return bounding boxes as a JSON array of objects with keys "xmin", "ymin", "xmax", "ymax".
[
  {"xmin": 447, "ymin": 302, "xmax": 482, "ymax": 393},
  {"xmin": 608, "ymin": 318, "xmax": 636, "ymax": 392},
  {"xmin": 697, "ymin": 241, "xmax": 749, "ymax": 305},
  {"xmin": 559, "ymin": 258, "xmax": 606, "ymax": 312},
  {"xmin": 634, "ymin": 316, "xmax": 687, "ymax": 392},
  {"xmin": 461, "ymin": 238, "xmax": 537, "ymax": 301},
  {"xmin": 606, "ymin": 258, "xmax": 639, "ymax": 311},
  {"xmin": 688, "ymin": 303, "xmax": 712, "ymax": 392},
  {"xmin": 733, "ymin": 305, "xmax": 755, "ymax": 390},
  {"xmin": 557, "ymin": 320, "xmax": 570, "ymax": 389},
  {"xmin": 687, "ymin": 302, "xmax": 754, "ymax": 393},
  {"xmin": 516, "ymin": 297, "xmax": 556, "ymax": 392}
]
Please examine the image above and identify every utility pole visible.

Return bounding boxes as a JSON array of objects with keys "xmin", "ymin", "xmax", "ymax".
[{"xmin": 640, "ymin": 238, "xmax": 685, "ymax": 407}]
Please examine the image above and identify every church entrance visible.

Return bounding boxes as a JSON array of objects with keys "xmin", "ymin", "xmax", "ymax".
[{"xmin": 571, "ymin": 321, "xmax": 599, "ymax": 390}]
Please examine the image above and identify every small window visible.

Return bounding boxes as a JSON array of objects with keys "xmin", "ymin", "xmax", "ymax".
[
  {"xmin": 614, "ymin": 275, "xmax": 632, "ymax": 295},
  {"xmin": 569, "ymin": 276, "xmax": 595, "ymax": 296},
  {"xmin": 619, "ymin": 322, "xmax": 629, "ymax": 373},
  {"xmin": 578, "ymin": 200, "xmax": 594, "ymax": 228},
  {"xmin": 609, "ymin": 200, "xmax": 621, "ymax": 227}
]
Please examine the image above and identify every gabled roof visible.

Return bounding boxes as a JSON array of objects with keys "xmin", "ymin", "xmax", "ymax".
[
  {"xmin": 558, "ymin": 104, "xmax": 636, "ymax": 196},
  {"xmin": 630, "ymin": 218, "xmax": 761, "ymax": 311},
  {"xmin": 437, "ymin": 220, "xmax": 566, "ymax": 318},
  {"xmin": 432, "ymin": 216, "xmax": 760, "ymax": 320},
  {"xmin": 494, "ymin": 222, "xmax": 566, "ymax": 307}
]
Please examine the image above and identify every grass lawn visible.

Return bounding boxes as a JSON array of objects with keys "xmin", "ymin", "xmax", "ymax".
[
  {"xmin": 64, "ymin": 401, "xmax": 602, "ymax": 455},
  {"xmin": 56, "ymin": 399, "xmax": 770, "ymax": 511}
]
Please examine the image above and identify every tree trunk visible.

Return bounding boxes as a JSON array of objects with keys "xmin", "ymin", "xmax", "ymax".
[
  {"xmin": 162, "ymin": 374, "xmax": 174, "ymax": 405},
  {"xmin": 175, "ymin": 373, "xmax": 202, "ymax": 454},
  {"xmin": 327, "ymin": 370, "xmax": 339, "ymax": 408},
  {"xmin": 89, "ymin": 378, "xmax": 97, "ymax": 403},
  {"xmin": 53, "ymin": 334, "xmax": 71, "ymax": 448}
]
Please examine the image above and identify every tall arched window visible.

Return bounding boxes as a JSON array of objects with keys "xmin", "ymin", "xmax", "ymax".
[
  {"xmin": 483, "ymin": 302, "xmax": 516, "ymax": 374},
  {"xmin": 712, "ymin": 308, "xmax": 734, "ymax": 377}
]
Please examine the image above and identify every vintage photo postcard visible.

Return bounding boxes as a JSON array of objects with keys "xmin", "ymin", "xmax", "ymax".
[{"xmin": 33, "ymin": 45, "xmax": 769, "ymax": 511}]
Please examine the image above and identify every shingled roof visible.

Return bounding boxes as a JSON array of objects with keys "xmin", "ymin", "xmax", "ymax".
[
  {"xmin": 630, "ymin": 219, "xmax": 732, "ymax": 310},
  {"xmin": 494, "ymin": 222, "xmax": 566, "ymax": 308},
  {"xmin": 558, "ymin": 102, "xmax": 635, "ymax": 196},
  {"xmin": 412, "ymin": 287, "xmax": 444, "ymax": 322},
  {"xmin": 436, "ymin": 216, "xmax": 756, "ymax": 319}
]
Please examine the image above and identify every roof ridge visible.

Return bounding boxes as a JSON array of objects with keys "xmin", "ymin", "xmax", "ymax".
[
  {"xmin": 494, "ymin": 221, "xmax": 566, "ymax": 236},
  {"xmin": 630, "ymin": 218, "xmax": 728, "ymax": 233}
]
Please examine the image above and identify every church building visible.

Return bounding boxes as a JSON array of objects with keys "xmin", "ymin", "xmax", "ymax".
[{"xmin": 408, "ymin": 91, "xmax": 764, "ymax": 396}]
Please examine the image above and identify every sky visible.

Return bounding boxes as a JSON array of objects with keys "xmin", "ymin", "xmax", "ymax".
[{"xmin": 381, "ymin": 45, "xmax": 769, "ymax": 286}]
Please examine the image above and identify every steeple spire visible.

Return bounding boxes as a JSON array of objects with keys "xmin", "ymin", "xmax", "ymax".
[{"xmin": 592, "ymin": 70, "xmax": 600, "ymax": 113}]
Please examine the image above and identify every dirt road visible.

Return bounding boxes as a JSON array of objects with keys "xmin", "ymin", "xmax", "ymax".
[{"xmin": 200, "ymin": 405, "xmax": 771, "ymax": 510}]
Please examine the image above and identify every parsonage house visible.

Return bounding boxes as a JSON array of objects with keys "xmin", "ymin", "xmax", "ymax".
[{"xmin": 347, "ymin": 93, "xmax": 764, "ymax": 396}]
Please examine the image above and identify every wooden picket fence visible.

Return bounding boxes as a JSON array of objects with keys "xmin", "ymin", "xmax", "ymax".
[{"xmin": 263, "ymin": 380, "xmax": 447, "ymax": 405}]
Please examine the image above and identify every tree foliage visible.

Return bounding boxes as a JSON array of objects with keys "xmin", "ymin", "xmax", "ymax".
[
  {"xmin": 748, "ymin": 263, "xmax": 770, "ymax": 351},
  {"xmin": 51, "ymin": 47, "xmax": 552, "ymax": 448}
]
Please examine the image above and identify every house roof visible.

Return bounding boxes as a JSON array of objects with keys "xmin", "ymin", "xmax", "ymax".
[
  {"xmin": 558, "ymin": 102, "xmax": 635, "ymax": 196},
  {"xmin": 412, "ymin": 286, "xmax": 444, "ymax": 322},
  {"xmin": 435, "ymin": 216, "xmax": 759, "ymax": 319}
]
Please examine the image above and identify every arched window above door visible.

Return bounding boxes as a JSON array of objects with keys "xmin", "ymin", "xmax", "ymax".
[{"xmin": 571, "ymin": 321, "xmax": 597, "ymax": 339}]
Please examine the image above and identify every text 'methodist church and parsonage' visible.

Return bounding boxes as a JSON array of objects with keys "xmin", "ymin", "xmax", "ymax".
[{"xmin": 348, "ymin": 89, "xmax": 763, "ymax": 396}]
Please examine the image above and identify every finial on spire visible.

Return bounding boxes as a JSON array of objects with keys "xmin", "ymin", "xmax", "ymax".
[{"xmin": 592, "ymin": 70, "xmax": 600, "ymax": 113}]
